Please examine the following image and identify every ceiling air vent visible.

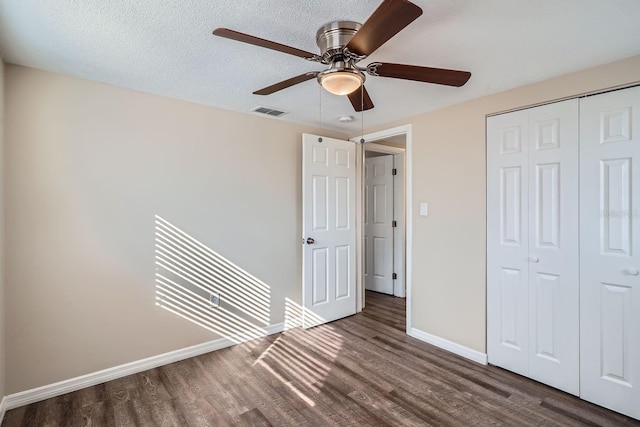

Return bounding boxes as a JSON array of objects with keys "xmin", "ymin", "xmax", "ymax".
[{"xmin": 251, "ymin": 106, "xmax": 289, "ymax": 117}]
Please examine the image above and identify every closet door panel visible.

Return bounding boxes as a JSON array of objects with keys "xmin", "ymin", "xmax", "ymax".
[
  {"xmin": 487, "ymin": 111, "xmax": 529, "ymax": 375},
  {"xmin": 527, "ymin": 100, "xmax": 580, "ymax": 395},
  {"xmin": 580, "ymin": 86, "xmax": 640, "ymax": 420}
]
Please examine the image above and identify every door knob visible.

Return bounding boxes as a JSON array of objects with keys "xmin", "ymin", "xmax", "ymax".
[
  {"xmin": 530, "ymin": 256, "xmax": 539, "ymax": 263},
  {"xmin": 306, "ymin": 237, "xmax": 315, "ymax": 245},
  {"xmin": 624, "ymin": 268, "xmax": 639, "ymax": 276}
]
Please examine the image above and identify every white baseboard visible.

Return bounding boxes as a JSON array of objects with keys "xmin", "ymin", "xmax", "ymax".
[
  {"xmin": 0, "ymin": 396, "xmax": 7, "ymax": 424},
  {"xmin": 4, "ymin": 322, "xmax": 284, "ymax": 411},
  {"xmin": 409, "ymin": 327, "xmax": 488, "ymax": 365}
]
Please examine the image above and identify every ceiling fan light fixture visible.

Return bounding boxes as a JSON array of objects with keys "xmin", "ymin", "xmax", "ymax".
[
  {"xmin": 320, "ymin": 72, "xmax": 363, "ymax": 95},
  {"xmin": 318, "ymin": 64, "xmax": 365, "ymax": 96},
  {"xmin": 213, "ymin": 0, "xmax": 471, "ymax": 112}
]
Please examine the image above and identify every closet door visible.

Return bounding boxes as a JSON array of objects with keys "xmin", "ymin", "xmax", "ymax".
[
  {"xmin": 487, "ymin": 110, "xmax": 530, "ymax": 376},
  {"xmin": 527, "ymin": 100, "xmax": 579, "ymax": 395},
  {"xmin": 580, "ymin": 86, "xmax": 640, "ymax": 420},
  {"xmin": 488, "ymin": 100, "xmax": 579, "ymax": 395}
]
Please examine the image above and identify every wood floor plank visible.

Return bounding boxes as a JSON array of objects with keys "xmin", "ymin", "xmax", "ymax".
[
  {"xmin": 235, "ymin": 408, "xmax": 272, "ymax": 427},
  {"xmin": 3, "ymin": 290, "xmax": 639, "ymax": 426},
  {"xmin": 210, "ymin": 338, "xmax": 323, "ymax": 425}
]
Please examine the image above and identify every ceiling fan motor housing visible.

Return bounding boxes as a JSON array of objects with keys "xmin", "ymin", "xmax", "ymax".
[{"xmin": 315, "ymin": 21, "xmax": 362, "ymax": 63}]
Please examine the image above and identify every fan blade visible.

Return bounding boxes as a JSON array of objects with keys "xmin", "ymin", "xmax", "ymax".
[
  {"xmin": 345, "ymin": 0, "xmax": 422, "ymax": 57},
  {"xmin": 347, "ymin": 86, "xmax": 375, "ymax": 112},
  {"xmin": 213, "ymin": 28, "xmax": 318, "ymax": 60},
  {"xmin": 253, "ymin": 73, "xmax": 318, "ymax": 95},
  {"xmin": 371, "ymin": 62, "xmax": 471, "ymax": 87}
]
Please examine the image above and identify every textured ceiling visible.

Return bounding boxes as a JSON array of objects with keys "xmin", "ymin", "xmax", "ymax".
[{"xmin": 1, "ymin": 0, "xmax": 640, "ymax": 132}]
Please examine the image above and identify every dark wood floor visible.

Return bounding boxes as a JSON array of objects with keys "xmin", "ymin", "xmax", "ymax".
[{"xmin": 4, "ymin": 291, "xmax": 639, "ymax": 426}]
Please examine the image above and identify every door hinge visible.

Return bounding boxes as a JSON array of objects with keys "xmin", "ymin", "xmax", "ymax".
[
  {"xmin": 392, "ymin": 168, "xmax": 397, "ymax": 175},
  {"xmin": 392, "ymin": 273, "xmax": 397, "ymax": 280},
  {"xmin": 392, "ymin": 220, "xmax": 397, "ymax": 227}
]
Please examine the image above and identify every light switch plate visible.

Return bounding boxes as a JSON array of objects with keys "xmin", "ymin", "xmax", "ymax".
[{"xmin": 420, "ymin": 203, "xmax": 429, "ymax": 216}]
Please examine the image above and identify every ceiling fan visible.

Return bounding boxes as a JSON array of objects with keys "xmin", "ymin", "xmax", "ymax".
[{"xmin": 212, "ymin": 0, "xmax": 471, "ymax": 112}]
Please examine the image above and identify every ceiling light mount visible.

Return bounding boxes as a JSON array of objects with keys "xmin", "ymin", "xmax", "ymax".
[{"xmin": 315, "ymin": 21, "xmax": 362, "ymax": 64}]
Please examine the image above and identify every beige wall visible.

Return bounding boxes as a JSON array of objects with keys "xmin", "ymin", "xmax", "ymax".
[
  {"xmin": 0, "ymin": 57, "xmax": 5, "ymax": 398},
  {"xmin": 359, "ymin": 55, "xmax": 640, "ymax": 353},
  {"xmin": 4, "ymin": 65, "xmax": 346, "ymax": 394},
  {"xmin": 5, "ymin": 54, "xmax": 640, "ymax": 395}
]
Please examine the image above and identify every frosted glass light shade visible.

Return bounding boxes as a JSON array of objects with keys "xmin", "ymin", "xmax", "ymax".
[{"xmin": 320, "ymin": 72, "xmax": 363, "ymax": 95}]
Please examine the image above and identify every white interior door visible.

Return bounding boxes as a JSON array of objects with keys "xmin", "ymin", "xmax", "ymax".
[
  {"xmin": 302, "ymin": 133, "xmax": 356, "ymax": 328},
  {"xmin": 487, "ymin": 110, "xmax": 530, "ymax": 376},
  {"xmin": 364, "ymin": 154, "xmax": 394, "ymax": 295},
  {"xmin": 579, "ymin": 86, "xmax": 640, "ymax": 419},
  {"xmin": 526, "ymin": 99, "xmax": 579, "ymax": 395}
]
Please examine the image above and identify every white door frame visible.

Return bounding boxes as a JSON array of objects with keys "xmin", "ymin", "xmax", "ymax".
[
  {"xmin": 351, "ymin": 124, "xmax": 413, "ymax": 333},
  {"xmin": 364, "ymin": 143, "xmax": 406, "ymax": 298}
]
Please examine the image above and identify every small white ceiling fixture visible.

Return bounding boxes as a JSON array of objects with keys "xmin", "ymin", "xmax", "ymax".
[{"xmin": 338, "ymin": 115, "xmax": 354, "ymax": 123}]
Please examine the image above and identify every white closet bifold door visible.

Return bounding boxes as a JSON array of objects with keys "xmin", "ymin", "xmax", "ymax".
[
  {"xmin": 487, "ymin": 109, "xmax": 530, "ymax": 377},
  {"xmin": 526, "ymin": 99, "xmax": 579, "ymax": 395},
  {"xmin": 487, "ymin": 99, "xmax": 580, "ymax": 396},
  {"xmin": 579, "ymin": 86, "xmax": 640, "ymax": 420}
]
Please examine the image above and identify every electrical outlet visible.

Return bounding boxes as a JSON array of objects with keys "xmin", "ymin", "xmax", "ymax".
[{"xmin": 209, "ymin": 292, "xmax": 220, "ymax": 308}]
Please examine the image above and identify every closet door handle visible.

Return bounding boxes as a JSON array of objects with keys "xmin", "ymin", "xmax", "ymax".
[
  {"xmin": 624, "ymin": 268, "xmax": 639, "ymax": 276},
  {"xmin": 530, "ymin": 257, "xmax": 539, "ymax": 263}
]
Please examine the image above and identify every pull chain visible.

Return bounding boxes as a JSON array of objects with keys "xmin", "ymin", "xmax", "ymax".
[
  {"xmin": 318, "ymin": 84, "xmax": 323, "ymax": 141},
  {"xmin": 360, "ymin": 86, "xmax": 365, "ymax": 144}
]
